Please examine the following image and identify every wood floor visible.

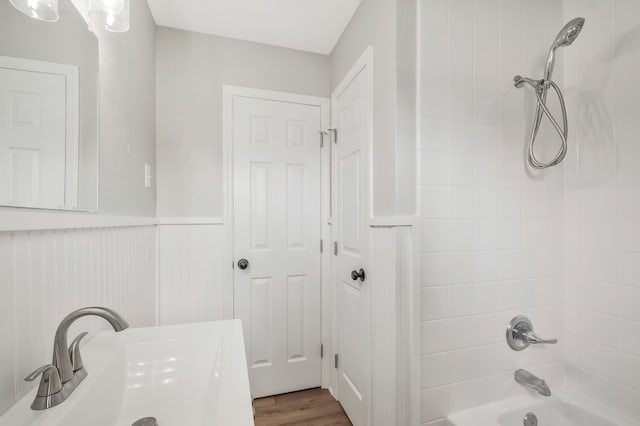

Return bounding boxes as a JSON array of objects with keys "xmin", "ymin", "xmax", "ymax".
[{"xmin": 253, "ymin": 388, "xmax": 352, "ymax": 426}]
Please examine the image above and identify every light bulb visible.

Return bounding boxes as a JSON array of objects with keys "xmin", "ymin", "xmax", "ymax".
[
  {"xmin": 88, "ymin": 0, "xmax": 129, "ymax": 33},
  {"xmin": 9, "ymin": 0, "xmax": 59, "ymax": 22}
]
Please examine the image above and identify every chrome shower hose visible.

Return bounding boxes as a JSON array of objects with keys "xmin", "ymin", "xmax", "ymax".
[{"xmin": 514, "ymin": 76, "xmax": 569, "ymax": 169}]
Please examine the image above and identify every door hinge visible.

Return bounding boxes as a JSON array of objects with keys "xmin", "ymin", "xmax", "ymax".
[
  {"xmin": 328, "ymin": 128, "xmax": 338, "ymax": 144},
  {"xmin": 320, "ymin": 239, "xmax": 323, "ymax": 253},
  {"xmin": 334, "ymin": 353, "xmax": 339, "ymax": 369},
  {"xmin": 321, "ymin": 344, "xmax": 324, "ymax": 358},
  {"xmin": 333, "ymin": 241, "xmax": 338, "ymax": 256}
]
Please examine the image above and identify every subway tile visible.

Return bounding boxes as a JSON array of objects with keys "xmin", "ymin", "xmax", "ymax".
[
  {"xmin": 580, "ymin": 340, "xmax": 617, "ymax": 380},
  {"xmin": 448, "ymin": 154, "xmax": 475, "ymax": 186},
  {"xmin": 422, "ymin": 253, "xmax": 449, "ymax": 287},
  {"xmin": 617, "ymin": 352, "xmax": 640, "ymax": 392},
  {"xmin": 473, "ymin": 157, "xmax": 499, "ymax": 187},
  {"xmin": 448, "ymin": 89, "xmax": 474, "ymax": 122},
  {"xmin": 422, "ymin": 185, "xmax": 448, "ymax": 219},
  {"xmin": 617, "ymin": 318, "xmax": 640, "ymax": 357},
  {"xmin": 449, "ymin": 122, "xmax": 474, "ymax": 154},
  {"xmin": 473, "ymin": 220, "xmax": 500, "ymax": 251},
  {"xmin": 421, "ymin": 152, "xmax": 448, "ymax": 186},
  {"xmin": 448, "ymin": 252, "xmax": 474, "ymax": 284},
  {"xmin": 449, "ymin": 375, "xmax": 500, "ymax": 413},
  {"xmin": 618, "ymin": 286, "xmax": 640, "ymax": 322},
  {"xmin": 421, "ymin": 387, "xmax": 450, "ymax": 423},
  {"xmin": 422, "ymin": 287, "xmax": 450, "ymax": 320},
  {"xmin": 449, "ymin": 187, "xmax": 473, "ymax": 219},
  {"xmin": 473, "ymin": 188, "xmax": 499, "ymax": 218},
  {"xmin": 422, "ymin": 320, "xmax": 451, "ymax": 355},
  {"xmin": 421, "ymin": 118, "xmax": 448, "ymax": 152},
  {"xmin": 422, "ymin": 220, "xmax": 449, "ymax": 253},
  {"xmin": 448, "ymin": 220, "xmax": 473, "ymax": 252},
  {"xmin": 449, "ymin": 285, "xmax": 480, "ymax": 317},
  {"xmin": 422, "ymin": 353, "xmax": 451, "ymax": 389}
]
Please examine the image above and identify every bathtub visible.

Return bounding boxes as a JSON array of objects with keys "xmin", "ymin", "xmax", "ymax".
[{"xmin": 447, "ymin": 390, "xmax": 637, "ymax": 426}]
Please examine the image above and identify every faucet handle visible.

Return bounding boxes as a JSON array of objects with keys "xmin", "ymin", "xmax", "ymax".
[
  {"xmin": 507, "ymin": 316, "xmax": 559, "ymax": 351},
  {"xmin": 25, "ymin": 365, "xmax": 62, "ymax": 397},
  {"xmin": 69, "ymin": 332, "xmax": 89, "ymax": 372},
  {"xmin": 525, "ymin": 331, "xmax": 558, "ymax": 345}
]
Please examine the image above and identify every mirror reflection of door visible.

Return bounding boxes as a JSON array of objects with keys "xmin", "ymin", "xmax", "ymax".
[
  {"xmin": 0, "ymin": 60, "xmax": 76, "ymax": 209},
  {"xmin": 0, "ymin": 0, "xmax": 99, "ymax": 212}
]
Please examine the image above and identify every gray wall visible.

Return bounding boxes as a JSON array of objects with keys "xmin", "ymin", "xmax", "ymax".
[
  {"xmin": 156, "ymin": 27, "xmax": 331, "ymax": 217},
  {"xmin": 95, "ymin": 0, "xmax": 157, "ymax": 216},
  {"xmin": 330, "ymin": 0, "xmax": 399, "ymax": 217}
]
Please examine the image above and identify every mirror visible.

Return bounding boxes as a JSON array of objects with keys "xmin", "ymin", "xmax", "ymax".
[{"xmin": 0, "ymin": 0, "xmax": 98, "ymax": 211}]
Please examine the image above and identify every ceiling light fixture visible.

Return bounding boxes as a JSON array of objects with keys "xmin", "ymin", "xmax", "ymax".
[
  {"xmin": 89, "ymin": 0, "xmax": 130, "ymax": 33},
  {"xmin": 9, "ymin": 0, "xmax": 59, "ymax": 22}
]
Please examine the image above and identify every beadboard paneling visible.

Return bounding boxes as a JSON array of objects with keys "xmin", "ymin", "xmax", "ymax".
[
  {"xmin": 158, "ymin": 224, "xmax": 226, "ymax": 325},
  {"xmin": 0, "ymin": 226, "xmax": 156, "ymax": 413},
  {"xmin": 0, "ymin": 234, "xmax": 14, "ymax": 415}
]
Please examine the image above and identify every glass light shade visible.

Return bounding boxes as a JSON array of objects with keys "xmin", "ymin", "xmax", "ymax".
[
  {"xmin": 88, "ymin": 0, "xmax": 130, "ymax": 33},
  {"xmin": 9, "ymin": 0, "xmax": 59, "ymax": 22}
]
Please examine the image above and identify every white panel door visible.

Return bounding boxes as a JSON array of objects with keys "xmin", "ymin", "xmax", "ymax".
[
  {"xmin": 0, "ymin": 67, "xmax": 66, "ymax": 208},
  {"xmin": 334, "ymin": 63, "xmax": 371, "ymax": 426},
  {"xmin": 233, "ymin": 95, "xmax": 322, "ymax": 398}
]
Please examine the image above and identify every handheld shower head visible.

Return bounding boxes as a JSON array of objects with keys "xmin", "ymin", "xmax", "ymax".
[
  {"xmin": 551, "ymin": 17, "xmax": 585, "ymax": 50},
  {"xmin": 544, "ymin": 18, "xmax": 585, "ymax": 79}
]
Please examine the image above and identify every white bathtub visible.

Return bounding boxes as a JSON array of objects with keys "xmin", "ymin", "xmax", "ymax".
[{"xmin": 448, "ymin": 390, "xmax": 638, "ymax": 426}]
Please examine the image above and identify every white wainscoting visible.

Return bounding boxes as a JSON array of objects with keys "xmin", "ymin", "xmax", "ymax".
[
  {"xmin": 157, "ymin": 224, "xmax": 226, "ymax": 325},
  {"xmin": 369, "ymin": 224, "xmax": 418, "ymax": 426},
  {"xmin": 0, "ymin": 226, "xmax": 156, "ymax": 414}
]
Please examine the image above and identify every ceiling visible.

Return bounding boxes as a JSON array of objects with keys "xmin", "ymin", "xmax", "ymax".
[{"xmin": 146, "ymin": 0, "xmax": 363, "ymax": 55}]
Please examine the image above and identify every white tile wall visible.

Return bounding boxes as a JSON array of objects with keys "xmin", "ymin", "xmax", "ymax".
[
  {"xmin": 0, "ymin": 227, "xmax": 156, "ymax": 414},
  {"xmin": 418, "ymin": 0, "xmax": 566, "ymax": 423},
  {"xmin": 563, "ymin": 0, "xmax": 640, "ymax": 420}
]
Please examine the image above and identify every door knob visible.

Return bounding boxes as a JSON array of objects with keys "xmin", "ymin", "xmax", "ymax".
[
  {"xmin": 351, "ymin": 268, "xmax": 366, "ymax": 282},
  {"xmin": 237, "ymin": 259, "xmax": 249, "ymax": 270}
]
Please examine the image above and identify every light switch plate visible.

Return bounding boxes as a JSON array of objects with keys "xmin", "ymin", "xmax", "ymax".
[{"xmin": 144, "ymin": 163, "xmax": 152, "ymax": 188}]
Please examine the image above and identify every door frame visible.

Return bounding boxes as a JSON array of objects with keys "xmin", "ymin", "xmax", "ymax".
[{"xmin": 222, "ymin": 85, "xmax": 332, "ymax": 391}]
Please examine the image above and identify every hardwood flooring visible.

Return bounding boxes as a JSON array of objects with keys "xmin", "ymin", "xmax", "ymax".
[{"xmin": 253, "ymin": 388, "xmax": 352, "ymax": 426}]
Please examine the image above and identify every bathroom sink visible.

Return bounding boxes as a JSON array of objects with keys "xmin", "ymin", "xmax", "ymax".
[{"xmin": 0, "ymin": 320, "xmax": 254, "ymax": 426}]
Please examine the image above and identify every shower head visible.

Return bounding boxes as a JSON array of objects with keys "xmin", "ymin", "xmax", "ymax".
[
  {"xmin": 551, "ymin": 18, "xmax": 586, "ymax": 50},
  {"xmin": 544, "ymin": 17, "xmax": 585, "ymax": 80}
]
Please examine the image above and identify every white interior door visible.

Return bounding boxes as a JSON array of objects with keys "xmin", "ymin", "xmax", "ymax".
[
  {"xmin": 333, "ymin": 58, "xmax": 372, "ymax": 426},
  {"xmin": 0, "ymin": 67, "xmax": 66, "ymax": 208},
  {"xmin": 232, "ymin": 95, "xmax": 323, "ymax": 398}
]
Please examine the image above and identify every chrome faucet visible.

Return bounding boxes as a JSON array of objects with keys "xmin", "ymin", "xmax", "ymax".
[
  {"xmin": 506, "ymin": 316, "xmax": 558, "ymax": 351},
  {"xmin": 515, "ymin": 369, "xmax": 551, "ymax": 397},
  {"xmin": 24, "ymin": 307, "xmax": 129, "ymax": 410}
]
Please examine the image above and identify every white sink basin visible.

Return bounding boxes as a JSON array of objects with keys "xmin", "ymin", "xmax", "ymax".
[{"xmin": 0, "ymin": 320, "xmax": 254, "ymax": 426}]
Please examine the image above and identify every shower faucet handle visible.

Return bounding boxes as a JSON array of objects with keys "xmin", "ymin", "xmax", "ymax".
[
  {"xmin": 506, "ymin": 316, "xmax": 558, "ymax": 351},
  {"xmin": 525, "ymin": 332, "xmax": 558, "ymax": 346}
]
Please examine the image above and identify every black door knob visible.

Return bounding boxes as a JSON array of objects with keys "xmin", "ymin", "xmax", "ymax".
[
  {"xmin": 351, "ymin": 268, "xmax": 366, "ymax": 282},
  {"xmin": 238, "ymin": 259, "xmax": 249, "ymax": 270}
]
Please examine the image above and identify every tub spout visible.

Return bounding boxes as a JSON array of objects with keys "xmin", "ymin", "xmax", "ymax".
[{"xmin": 515, "ymin": 369, "xmax": 551, "ymax": 397}]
